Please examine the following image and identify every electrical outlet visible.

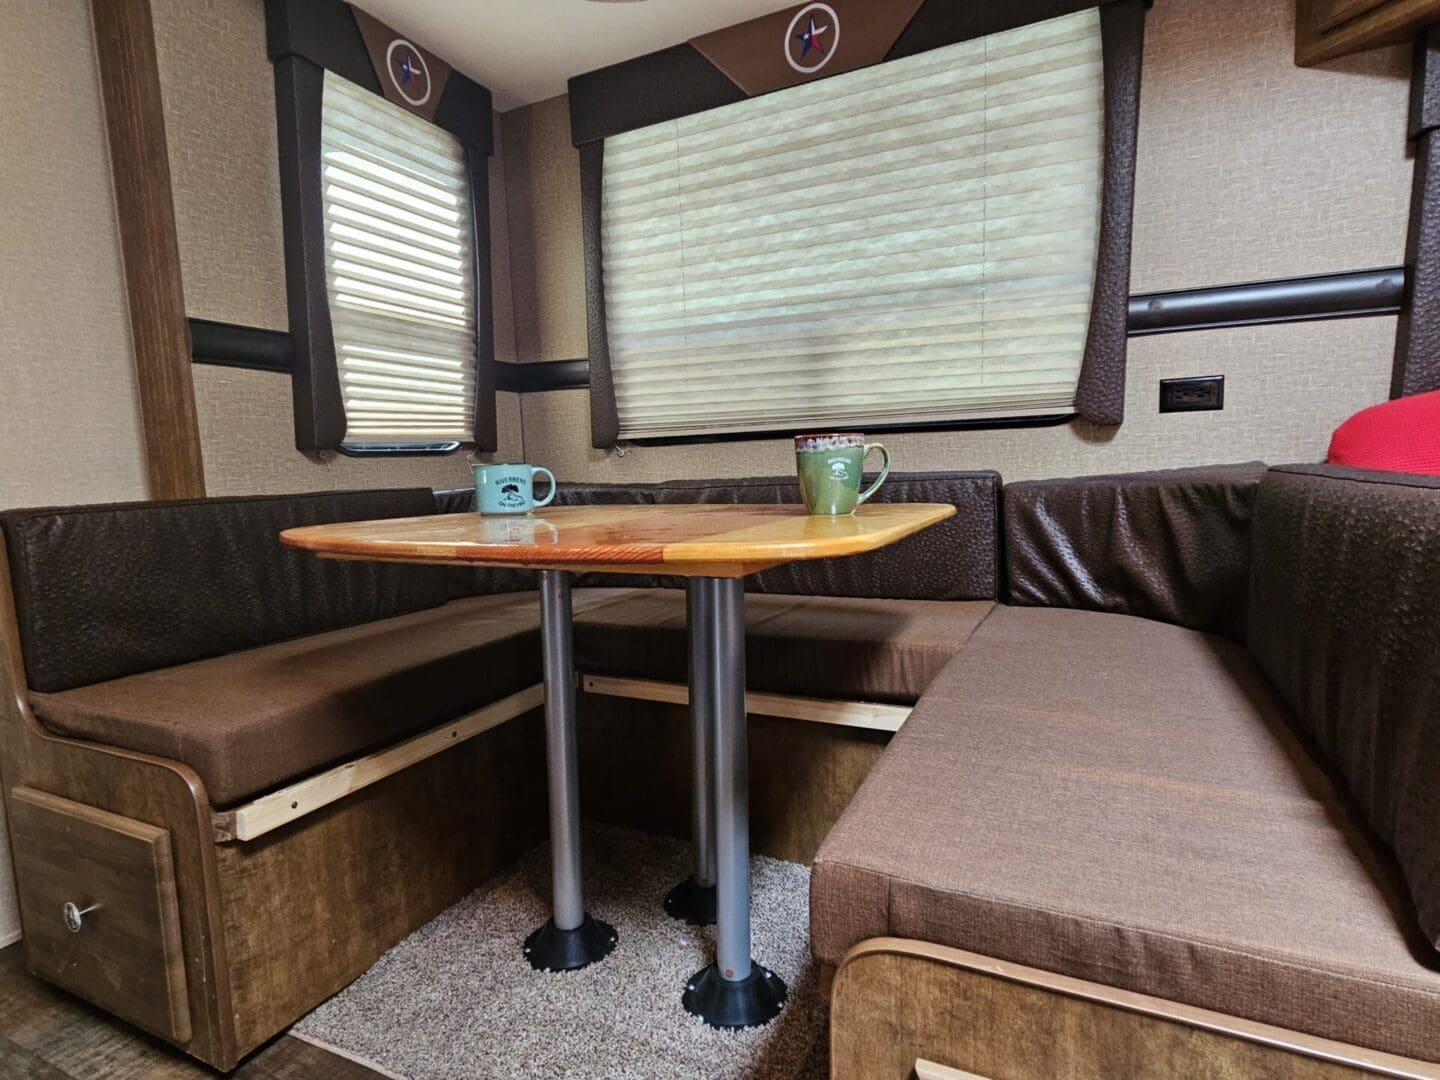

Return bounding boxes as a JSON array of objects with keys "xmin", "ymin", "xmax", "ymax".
[{"xmin": 1159, "ymin": 375, "xmax": 1224, "ymax": 413}]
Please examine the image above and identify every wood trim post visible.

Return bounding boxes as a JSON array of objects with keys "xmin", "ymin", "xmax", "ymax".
[{"xmin": 91, "ymin": 0, "xmax": 206, "ymax": 499}]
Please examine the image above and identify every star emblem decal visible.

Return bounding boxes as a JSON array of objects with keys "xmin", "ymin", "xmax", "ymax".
[
  {"xmin": 794, "ymin": 16, "xmax": 829, "ymax": 61},
  {"xmin": 396, "ymin": 51, "xmax": 423, "ymax": 88}
]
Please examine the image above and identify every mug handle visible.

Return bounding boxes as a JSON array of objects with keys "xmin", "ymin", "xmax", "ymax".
[
  {"xmin": 530, "ymin": 466, "xmax": 557, "ymax": 508},
  {"xmin": 856, "ymin": 443, "xmax": 891, "ymax": 506}
]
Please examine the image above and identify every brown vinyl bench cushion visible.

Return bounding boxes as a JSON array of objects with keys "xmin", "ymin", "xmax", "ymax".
[
  {"xmin": 1250, "ymin": 465, "xmax": 1440, "ymax": 953},
  {"xmin": 1004, "ymin": 461, "xmax": 1268, "ymax": 639},
  {"xmin": 27, "ymin": 592, "xmax": 556, "ymax": 806},
  {"xmin": 0, "ymin": 488, "xmax": 451, "ymax": 693},
  {"xmin": 574, "ymin": 588, "xmax": 995, "ymax": 705},
  {"xmin": 812, "ymin": 605, "xmax": 1440, "ymax": 1062}
]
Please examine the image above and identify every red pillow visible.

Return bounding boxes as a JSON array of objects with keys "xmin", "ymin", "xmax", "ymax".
[{"xmin": 1328, "ymin": 389, "xmax": 1440, "ymax": 477}]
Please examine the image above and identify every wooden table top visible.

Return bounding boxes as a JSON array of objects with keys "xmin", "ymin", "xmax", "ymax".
[{"xmin": 281, "ymin": 502, "xmax": 957, "ymax": 579}]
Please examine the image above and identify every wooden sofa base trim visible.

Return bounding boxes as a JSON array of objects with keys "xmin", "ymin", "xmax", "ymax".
[
  {"xmin": 212, "ymin": 683, "xmax": 545, "ymax": 842},
  {"xmin": 831, "ymin": 937, "xmax": 1440, "ymax": 1080},
  {"xmin": 580, "ymin": 674, "xmax": 911, "ymax": 732}
]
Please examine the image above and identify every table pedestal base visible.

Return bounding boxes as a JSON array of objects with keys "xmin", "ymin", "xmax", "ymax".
[
  {"xmin": 663, "ymin": 877, "xmax": 717, "ymax": 925},
  {"xmin": 523, "ymin": 914, "xmax": 617, "ymax": 973},
  {"xmin": 683, "ymin": 962, "xmax": 787, "ymax": 1029}
]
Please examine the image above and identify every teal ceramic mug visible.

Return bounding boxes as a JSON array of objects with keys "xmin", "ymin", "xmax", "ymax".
[
  {"xmin": 794, "ymin": 433, "xmax": 891, "ymax": 515},
  {"xmin": 473, "ymin": 463, "xmax": 557, "ymax": 515}
]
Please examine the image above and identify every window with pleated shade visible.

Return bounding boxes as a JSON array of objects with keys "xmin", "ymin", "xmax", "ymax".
[
  {"xmin": 598, "ymin": 8, "xmax": 1104, "ymax": 440},
  {"xmin": 320, "ymin": 71, "xmax": 478, "ymax": 449}
]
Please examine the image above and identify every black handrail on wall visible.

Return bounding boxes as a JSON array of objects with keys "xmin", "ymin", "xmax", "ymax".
[{"xmin": 190, "ymin": 266, "xmax": 1407, "ymax": 390}]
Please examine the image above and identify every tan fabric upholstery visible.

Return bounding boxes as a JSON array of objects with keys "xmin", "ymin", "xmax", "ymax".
[
  {"xmin": 575, "ymin": 588, "xmax": 994, "ymax": 704},
  {"xmin": 30, "ymin": 593, "xmax": 554, "ymax": 806},
  {"xmin": 812, "ymin": 605, "xmax": 1440, "ymax": 1062}
]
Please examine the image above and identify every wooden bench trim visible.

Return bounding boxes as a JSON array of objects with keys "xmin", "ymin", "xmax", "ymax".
[
  {"xmin": 212, "ymin": 684, "xmax": 545, "ymax": 843},
  {"xmin": 579, "ymin": 673, "xmax": 911, "ymax": 732},
  {"xmin": 837, "ymin": 937, "xmax": 1440, "ymax": 1080}
]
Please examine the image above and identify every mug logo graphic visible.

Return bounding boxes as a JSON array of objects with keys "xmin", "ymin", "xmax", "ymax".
[
  {"xmin": 785, "ymin": 3, "xmax": 839, "ymax": 75},
  {"xmin": 828, "ymin": 457, "xmax": 850, "ymax": 480},
  {"xmin": 498, "ymin": 481, "xmax": 526, "ymax": 508},
  {"xmin": 385, "ymin": 39, "xmax": 432, "ymax": 107}
]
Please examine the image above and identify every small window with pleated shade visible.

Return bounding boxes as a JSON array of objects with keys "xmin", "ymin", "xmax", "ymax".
[
  {"xmin": 320, "ymin": 71, "xmax": 478, "ymax": 449},
  {"xmin": 599, "ymin": 8, "xmax": 1103, "ymax": 440}
]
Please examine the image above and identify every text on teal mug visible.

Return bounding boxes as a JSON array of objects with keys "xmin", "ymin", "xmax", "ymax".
[{"xmin": 473, "ymin": 463, "xmax": 557, "ymax": 515}]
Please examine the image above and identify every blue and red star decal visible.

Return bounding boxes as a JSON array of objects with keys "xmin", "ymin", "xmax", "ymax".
[
  {"xmin": 395, "ymin": 49, "xmax": 425, "ymax": 90},
  {"xmin": 793, "ymin": 16, "xmax": 830, "ymax": 61}
]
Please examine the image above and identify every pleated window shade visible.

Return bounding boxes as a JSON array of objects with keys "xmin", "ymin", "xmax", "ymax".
[
  {"xmin": 600, "ymin": 9, "xmax": 1104, "ymax": 439},
  {"xmin": 320, "ymin": 71, "xmax": 478, "ymax": 447}
]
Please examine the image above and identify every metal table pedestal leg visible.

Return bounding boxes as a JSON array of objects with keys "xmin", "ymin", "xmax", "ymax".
[
  {"xmin": 524, "ymin": 570, "xmax": 617, "ymax": 972},
  {"xmin": 682, "ymin": 577, "xmax": 787, "ymax": 1028},
  {"xmin": 664, "ymin": 579, "xmax": 718, "ymax": 925}
]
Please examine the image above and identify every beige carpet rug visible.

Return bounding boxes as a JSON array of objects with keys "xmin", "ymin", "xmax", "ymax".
[{"xmin": 292, "ymin": 824, "xmax": 828, "ymax": 1079}]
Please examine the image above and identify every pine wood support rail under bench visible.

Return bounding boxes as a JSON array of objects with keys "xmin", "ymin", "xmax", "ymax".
[
  {"xmin": 580, "ymin": 674, "xmax": 913, "ymax": 733},
  {"xmin": 211, "ymin": 684, "xmax": 545, "ymax": 842},
  {"xmin": 211, "ymin": 676, "xmax": 908, "ymax": 843}
]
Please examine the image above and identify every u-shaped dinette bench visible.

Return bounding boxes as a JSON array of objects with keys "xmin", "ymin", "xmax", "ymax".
[
  {"xmin": 0, "ymin": 472, "xmax": 999, "ymax": 1069},
  {"xmin": 4, "ymin": 463, "xmax": 1440, "ymax": 1079}
]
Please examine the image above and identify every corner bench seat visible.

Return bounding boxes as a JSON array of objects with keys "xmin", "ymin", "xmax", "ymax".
[
  {"xmin": 573, "ymin": 588, "xmax": 995, "ymax": 704},
  {"xmin": 25, "ymin": 587, "xmax": 985, "ymax": 808},
  {"xmin": 27, "ymin": 591, "xmax": 553, "ymax": 806},
  {"xmin": 812, "ymin": 604, "xmax": 1440, "ymax": 1063}
]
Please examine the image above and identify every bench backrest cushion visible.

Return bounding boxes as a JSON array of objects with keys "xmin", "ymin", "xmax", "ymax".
[
  {"xmin": 2, "ymin": 488, "xmax": 447, "ymax": 693},
  {"xmin": 1004, "ymin": 462, "xmax": 1267, "ymax": 640},
  {"xmin": 441, "ymin": 472, "xmax": 1001, "ymax": 600},
  {"xmin": 1249, "ymin": 464, "xmax": 1440, "ymax": 948}
]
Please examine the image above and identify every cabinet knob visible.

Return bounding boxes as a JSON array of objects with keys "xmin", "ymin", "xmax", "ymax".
[{"xmin": 62, "ymin": 901, "xmax": 98, "ymax": 933}]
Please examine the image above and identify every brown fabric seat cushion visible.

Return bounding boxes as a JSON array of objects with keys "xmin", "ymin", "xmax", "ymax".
[
  {"xmin": 812, "ymin": 605, "xmax": 1440, "ymax": 1062},
  {"xmin": 574, "ymin": 588, "xmax": 993, "ymax": 704},
  {"xmin": 28, "ymin": 592, "xmax": 553, "ymax": 806}
]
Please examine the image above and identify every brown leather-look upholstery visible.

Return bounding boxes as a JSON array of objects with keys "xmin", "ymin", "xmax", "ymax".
[
  {"xmin": 27, "ymin": 592, "xmax": 560, "ymax": 806},
  {"xmin": 574, "ymin": 588, "xmax": 994, "ymax": 704},
  {"xmin": 812, "ymin": 605, "xmax": 1440, "ymax": 1063},
  {"xmin": 1004, "ymin": 462, "xmax": 1267, "ymax": 639},
  {"xmin": 0, "ymin": 489, "xmax": 449, "ymax": 693},
  {"xmin": 1249, "ymin": 464, "xmax": 1440, "ymax": 952}
]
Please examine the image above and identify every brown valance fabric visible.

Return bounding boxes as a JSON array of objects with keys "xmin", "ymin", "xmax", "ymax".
[
  {"xmin": 575, "ymin": 0, "xmax": 1147, "ymax": 446},
  {"xmin": 1076, "ymin": 0, "xmax": 1146, "ymax": 425}
]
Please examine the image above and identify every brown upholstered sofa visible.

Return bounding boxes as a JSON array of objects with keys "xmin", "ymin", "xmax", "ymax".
[
  {"xmin": 815, "ymin": 464, "xmax": 1440, "ymax": 1079},
  {"xmin": 0, "ymin": 472, "xmax": 998, "ymax": 1070}
]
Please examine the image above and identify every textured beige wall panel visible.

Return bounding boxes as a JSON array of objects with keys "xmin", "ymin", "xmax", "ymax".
[
  {"xmin": 151, "ymin": 0, "xmax": 288, "ymax": 330},
  {"xmin": 1130, "ymin": 0, "xmax": 1411, "ymax": 292},
  {"xmin": 193, "ymin": 367, "xmax": 524, "ymax": 495},
  {"xmin": 0, "ymin": 0, "xmax": 150, "ymax": 948},
  {"xmin": 521, "ymin": 317, "xmax": 1394, "ymax": 483},
  {"xmin": 0, "ymin": 0, "xmax": 148, "ymax": 512},
  {"xmin": 491, "ymin": 112, "xmax": 519, "ymax": 364},
  {"xmin": 502, "ymin": 95, "xmax": 588, "ymax": 362}
]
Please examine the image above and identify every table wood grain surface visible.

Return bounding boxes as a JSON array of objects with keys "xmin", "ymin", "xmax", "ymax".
[{"xmin": 281, "ymin": 502, "xmax": 957, "ymax": 578}]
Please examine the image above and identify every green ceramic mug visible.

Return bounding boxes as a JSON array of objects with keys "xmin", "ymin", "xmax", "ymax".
[{"xmin": 794, "ymin": 433, "xmax": 891, "ymax": 515}]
